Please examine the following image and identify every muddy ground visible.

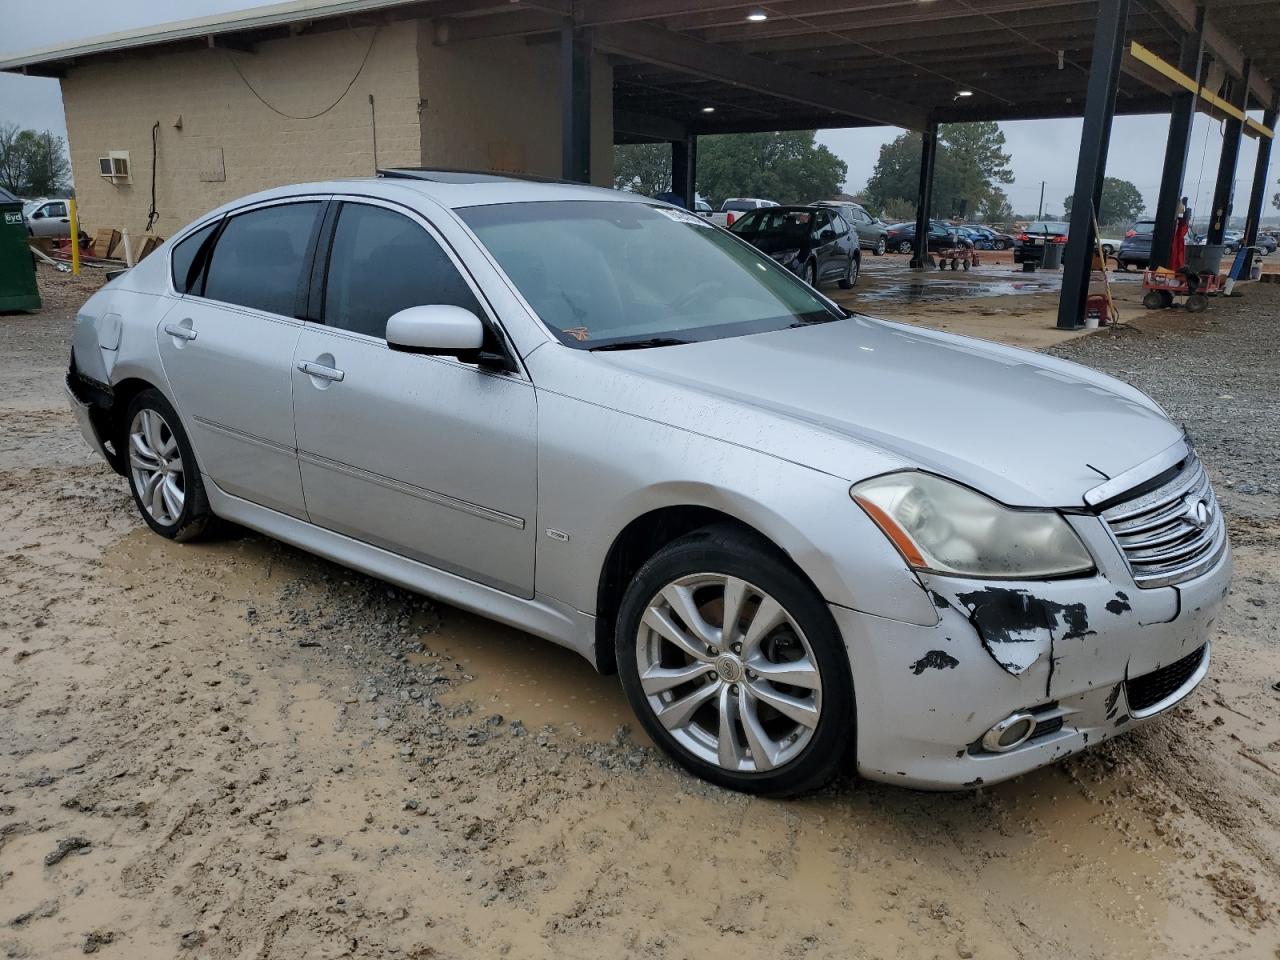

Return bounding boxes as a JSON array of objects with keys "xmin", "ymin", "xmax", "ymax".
[{"xmin": 2, "ymin": 267, "xmax": 1278, "ymax": 959}]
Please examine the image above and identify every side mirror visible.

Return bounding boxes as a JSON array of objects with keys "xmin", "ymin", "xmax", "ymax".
[
  {"xmin": 32, "ymin": 211, "xmax": 45, "ymax": 219},
  {"xmin": 818, "ymin": 229, "xmax": 836, "ymax": 242},
  {"xmin": 387, "ymin": 304, "xmax": 485, "ymax": 358}
]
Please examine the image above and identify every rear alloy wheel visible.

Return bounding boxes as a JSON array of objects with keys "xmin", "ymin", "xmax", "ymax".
[
  {"xmin": 125, "ymin": 389, "xmax": 216, "ymax": 542},
  {"xmin": 993, "ymin": 239, "xmax": 1007, "ymax": 250},
  {"xmin": 839, "ymin": 253, "xmax": 859, "ymax": 289},
  {"xmin": 897, "ymin": 240, "xmax": 914, "ymax": 254},
  {"xmin": 803, "ymin": 260, "xmax": 818, "ymax": 287},
  {"xmin": 616, "ymin": 526, "xmax": 854, "ymax": 796}
]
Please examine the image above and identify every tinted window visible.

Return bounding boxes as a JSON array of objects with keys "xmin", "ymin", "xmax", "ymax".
[
  {"xmin": 323, "ymin": 203, "xmax": 482, "ymax": 340},
  {"xmin": 42, "ymin": 202, "xmax": 67, "ymax": 217},
  {"xmin": 722, "ymin": 200, "xmax": 759, "ymax": 212},
  {"xmin": 203, "ymin": 202, "xmax": 320, "ymax": 316},
  {"xmin": 830, "ymin": 213, "xmax": 849, "ymax": 237},
  {"xmin": 170, "ymin": 221, "xmax": 219, "ymax": 294}
]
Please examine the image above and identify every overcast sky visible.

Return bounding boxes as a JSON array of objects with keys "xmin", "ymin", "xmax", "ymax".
[{"xmin": 1, "ymin": 0, "xmax": 1271, "ymax": 218}]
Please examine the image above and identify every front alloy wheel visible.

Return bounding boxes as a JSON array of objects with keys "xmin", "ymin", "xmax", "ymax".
[
  {"xmin": 615, "ymin": 525, "xmax": 854, "ymax": 796},
  {"xmin": 636, "ymin": 573, "xmax": 822, "ymax": 773},
  {"xmin": 873, "ymin": 237, "xmax": 887, "ymax": 256}
]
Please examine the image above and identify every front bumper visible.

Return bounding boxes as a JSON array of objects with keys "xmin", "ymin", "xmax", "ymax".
[{"xmin": 835, "ymin": 526, "xmax": 1231, "ymax": 790}]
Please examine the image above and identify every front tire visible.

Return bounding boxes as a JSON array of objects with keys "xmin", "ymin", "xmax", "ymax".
[
  {"xmin": 993, "ymin": 239, "xmax": 1007, "ymax": 251},
  {"xmin": 873, "ymin": 238, "xmax": 887, "ymax": 256},
  {"xmin": 124, "ymin": 389, "xmax": 216, "ymax": 542},
  {"xmin": 615, "ymin": 525, "xmax": 855, "ymax": 797}
]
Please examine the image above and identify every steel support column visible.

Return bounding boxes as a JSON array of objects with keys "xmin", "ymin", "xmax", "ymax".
[
  {"xmin": 1244, "ymin": 107, "xmax": 1277, "ymax": 247},
  {"xmin": 1150, "ymin": 10, "xmax": 1205, "ymax": 268},
  {"xmin": 560, "ymin": 20, "xmax": 592, "ymax": 184},
  {"xmin": 910, "ymin": 121, "xmax": 938, "ymax": 269},
  {"xmin": 1208, "ymin": 63, "xmax": 1250, "ymax": 245},
  {"xmin": 671, "ymin": 135, "xmax": 697, "ymax": 210},
  {"xmin": 1058, "ymin": 0, "xmax": 1130, "ymax": 330}
]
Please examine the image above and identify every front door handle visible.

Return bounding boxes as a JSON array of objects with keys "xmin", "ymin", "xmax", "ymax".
[
  {"xmin": 297, "ymin": 360, "xmax": 345, "ymax": 382},
  {"xmin": 163, "ymin": 322, "xmax": 197, "ymax": 342}
]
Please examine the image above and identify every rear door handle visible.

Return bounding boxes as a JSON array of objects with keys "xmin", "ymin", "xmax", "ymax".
[
  {"xmin": 297, "ymin": 360, "xmax": 345, "ymax": 382},
  {"xmin": 163, "ymin": 322, "xmax": 197, "ymax": 341}
]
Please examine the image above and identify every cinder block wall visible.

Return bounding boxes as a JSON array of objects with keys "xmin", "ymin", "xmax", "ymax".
[
  {"xmin": 60, "ymin": 22, "xmax": 423, "ymax": 239},
  {"xmin": 416, "ymin": 30, "xmax": 614, "ymax": 187}
]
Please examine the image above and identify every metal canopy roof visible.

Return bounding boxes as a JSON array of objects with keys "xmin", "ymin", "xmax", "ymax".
[{"xmin": 1, "ymin": 0, "xmax": 1274, "ymax": 139}]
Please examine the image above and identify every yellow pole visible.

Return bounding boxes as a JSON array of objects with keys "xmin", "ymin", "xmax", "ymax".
[{"xmin": 68, "ymin": 198, "xmax": 81, "ymax": 277}]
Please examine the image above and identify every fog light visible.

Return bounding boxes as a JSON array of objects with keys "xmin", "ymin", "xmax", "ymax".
[{"xmin": 981, "ymin": 713, "xmax": 1036, "ymax": 753}]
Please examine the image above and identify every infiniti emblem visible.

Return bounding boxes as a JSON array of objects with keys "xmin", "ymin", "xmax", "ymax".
[{"xmin": 1182, "ymin": 496, "xmax": 1211, "ymax": 530}]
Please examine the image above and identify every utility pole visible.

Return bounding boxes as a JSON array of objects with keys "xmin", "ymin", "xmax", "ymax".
[{"xmin": 1037, "ymin": 180, "xmax": 1046, "ymax": 219}]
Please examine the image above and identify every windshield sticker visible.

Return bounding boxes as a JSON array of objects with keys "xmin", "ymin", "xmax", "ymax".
[
  {"xmin": 652, "ymin": 206, "xmax": 712, "ymax": 227},
  {"xmin": 563, "ymin": 326, "xmax": 591, "ymax": 342}
]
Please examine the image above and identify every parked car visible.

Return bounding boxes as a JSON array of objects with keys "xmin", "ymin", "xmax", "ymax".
[
  {"xmin": 1013, "ymin": 220, "xmax": 1069, "ymax": 264},
  {"xmin": 963, "ymin": 225, "xmax": 1016, "ymax": 251},
  {"xmin": 710, "ymin": 197, "xmax": 777, "ymax": 228},
  {"xmin": 884, "ymin": 220, "xmax": 970, "ymax": 256},
  {"xmin": 811, "ymin": 200, "xmax": 889, "ymax": 255},
  {"xmin": 1114, "ymin": 219, "xmax": 1156, "ymax": 271},
  {"xmin": 730, "ymin": 205, "xmax": 860, "ymax": 289},
  {"xmin": 25, "ymin": 198, "xmax": 73, "ymax": 238},
  {"xmin": 66, "ymin": 174, "xmax": 1229, "ymax": 796}
]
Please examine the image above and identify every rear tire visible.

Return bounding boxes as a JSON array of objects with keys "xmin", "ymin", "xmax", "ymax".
[
  {"xmin": 897, "ymin": 240, "xmax": 913, "ymax": 254},
  {"xmin": 803, "ymin": 260, "xmax": 818, "ymax": 288},
  {"xmin": 839, "ymin": 253, "xmax": 859, "ymax": 289},
  {"xmin": 615, "ymin": 525, "xmax": 855, "ymax": 797},
  {"xmin": 123, "ymin": 389, "xmax": 216, "ymax": 542}
]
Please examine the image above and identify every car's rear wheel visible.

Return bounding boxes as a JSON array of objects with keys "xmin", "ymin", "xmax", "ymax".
[
  {"xmin": 993, "ymin": 239, "xmax": 1007, "ymax": 251},
  {"xmin": 615, "ymin": 526, "xmax": 855, "ymax": 797},
  {"xmin": 897, "ymin": 240, "xmax": 913, "ymax": 254},
  {"xmin": 873, "ymin": 238, "xmax": 887, "ymax": 256},
  {"xmin": 124, "ymin": 389, "xmax": 216, "ymax": 542},
  {"xmin": 839, "ymin": 253, "xmax": 859, "ymax": 289},
  {"xmin": 803, "ymin": 260, "xmax": 818, "ymax": 287}
]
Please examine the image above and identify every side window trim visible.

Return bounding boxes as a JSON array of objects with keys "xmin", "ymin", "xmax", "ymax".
[{"xmin": 311, "ymin": 196, "xmax": 522, "ymax": 374}]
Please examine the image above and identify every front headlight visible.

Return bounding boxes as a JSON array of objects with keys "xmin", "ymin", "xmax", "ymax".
[{"xmin": 851, "ymin": 472, "xmax": 1094, "ymax": 578}]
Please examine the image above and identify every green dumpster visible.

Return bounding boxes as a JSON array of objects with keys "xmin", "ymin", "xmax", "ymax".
[{"xmin": 0, "ymin": 195, "xmax": 41, "ymax": 312}]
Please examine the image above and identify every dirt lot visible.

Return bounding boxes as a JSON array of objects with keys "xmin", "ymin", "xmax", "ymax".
[{"xmin": 2, "ymin": 267, "xmax": 1278, "ymax": 960}]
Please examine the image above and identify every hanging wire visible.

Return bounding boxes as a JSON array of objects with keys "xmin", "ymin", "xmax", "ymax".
[
  {"xmin": 1191, "ymin": 114, "xmax": 1220, "ymax": 214},
  {"xmin": 224, "ymin": 26, "xmax": 379, "ymax": 121},
  {"xmin": 145, "ymin": 121, "xmax": 160, "ymax": 233}
]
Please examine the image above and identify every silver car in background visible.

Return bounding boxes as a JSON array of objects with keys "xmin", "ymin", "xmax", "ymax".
[{"xmin": 66, "ymin": 172, "xmax": 1230, "ymax": 796}]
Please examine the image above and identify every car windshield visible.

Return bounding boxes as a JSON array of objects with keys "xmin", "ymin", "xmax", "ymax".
[
  {"xmin": 1132, "ymin": 221, "xmax": 1156, "ymax": 235},
  {"xmin": 459, "ymin": 200, "xmax": 840, "ymax": 349}
]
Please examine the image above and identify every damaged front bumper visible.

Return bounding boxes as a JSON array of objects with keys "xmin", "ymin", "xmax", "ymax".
[{"xmin": 836, "ymin": 514, "xmax": 1231, "ymax": 790}]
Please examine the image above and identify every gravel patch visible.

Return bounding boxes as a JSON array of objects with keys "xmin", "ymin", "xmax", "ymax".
[{"xmin": 1050, "ymin": 283, "xmax": 1280, "ymax": 514}]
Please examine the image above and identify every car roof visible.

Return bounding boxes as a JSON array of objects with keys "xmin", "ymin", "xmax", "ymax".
[{"xmin": 194, "ymin": 171, "xmax": 654, "ymax": 219}]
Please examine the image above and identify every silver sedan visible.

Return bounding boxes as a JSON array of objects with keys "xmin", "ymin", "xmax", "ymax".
[{"xmin": 67, "ymin": 173, "xmax": 1230, "ymax": 796}]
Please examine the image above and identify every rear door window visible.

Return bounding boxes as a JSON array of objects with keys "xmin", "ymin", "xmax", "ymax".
[
  {"xmin": 170, "ymin": 221, "xmax": 219, "ymax": 294},
  {"xmin": 321, "ymin": 202, "xmax": 483, "ymax": 340},
  {"xmin": 203, "ymin": 202, "xmax": 321, "ymax": 316}
]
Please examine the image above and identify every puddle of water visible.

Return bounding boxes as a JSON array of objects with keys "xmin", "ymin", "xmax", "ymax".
[
  {"xmin": 424, "ymin": 606, "xmax": 650, "ymax": 745},
  {"xmin": 859, "ymin": 278, "xmax": 1060, "ymax": 303}
]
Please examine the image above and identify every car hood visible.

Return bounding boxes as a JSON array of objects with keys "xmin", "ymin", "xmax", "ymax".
[{"xmin": 557, "ymin": 316, "xmax": 1182, "ymax": 507}]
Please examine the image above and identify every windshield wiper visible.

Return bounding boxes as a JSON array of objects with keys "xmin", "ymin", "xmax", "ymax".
[{"xmin": 590, "ymin": 337, "xmax": 691, "ymax": 351}]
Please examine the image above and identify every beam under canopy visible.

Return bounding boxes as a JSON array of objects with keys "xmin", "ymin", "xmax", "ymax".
[{"xmin": 592, "ymin": 22, "xmax": 929, "ymax": 131}]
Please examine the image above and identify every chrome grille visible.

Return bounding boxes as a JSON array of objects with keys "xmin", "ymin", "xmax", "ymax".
[{"xmin": 1100, "ymin": 454, "xmax": 1226, "ymax": 587}]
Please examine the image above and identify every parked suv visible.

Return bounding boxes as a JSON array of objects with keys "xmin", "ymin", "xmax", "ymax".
[
  {"xmin": 812, "ymin": 201, "xmax": 889, "ymax": 255},
  {"xmin": 710, "ymin": 197, "xmax": 777, "ymax": 228},
  {"xmin": 26, "ymin": 198, "xmax": 72, "ymax": 238},
  {"xmin": 1116, "ymin": 220, "xmax": 1156, "ymax": 271},
  {"xmin": 66, "ymin": 173, "xmax": 1228, "ymax": 797}
]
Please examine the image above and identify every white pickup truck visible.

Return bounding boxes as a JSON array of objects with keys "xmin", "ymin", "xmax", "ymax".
[{"xmin": 708, "ymin": 197, "xmax": 779, "ymax": 228}]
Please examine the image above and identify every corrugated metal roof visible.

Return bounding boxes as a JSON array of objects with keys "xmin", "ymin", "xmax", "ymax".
[{"xmin": 0, "ymin": 0, "xmax": 420, "ymax": 72}]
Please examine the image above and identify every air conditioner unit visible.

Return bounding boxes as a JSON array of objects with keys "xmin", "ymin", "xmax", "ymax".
[{"xmin": 98, "ymin": 151, "xmax": 131, "ymax": 184}]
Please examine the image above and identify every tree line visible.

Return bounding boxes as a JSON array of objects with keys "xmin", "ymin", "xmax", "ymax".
[
  {"xmin": 616, "ymin": 121, "xmax": 1153, "ymax": 227},
  {"xmin": 0, "ymin": 124, "xmax": 72, "ymax": 197}
]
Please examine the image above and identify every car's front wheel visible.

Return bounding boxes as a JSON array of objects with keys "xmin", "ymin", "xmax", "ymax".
[
  {"xmin": 615, "ymin": 526, "xmax": 855, "ymax": 796},
  {"xmin": 873, "ymin": 237, "xmax": 887, "ymax": 256},
  {"xmin": 993, "ymin": 239, "xmax": 1007, "ymax": 250},
  {"xmin": 124, "ymin": 389, "xmax": 216, "ymax": 542}
]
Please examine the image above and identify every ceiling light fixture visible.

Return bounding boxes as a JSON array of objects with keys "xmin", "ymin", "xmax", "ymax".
[
  {"xmin": 701, "ymin": 105, "xmax": 717, "ymax": 113},
  {"xmin": 746, "ymin": 10, "xmax": 768, "ymax": 22},
  {"xmin": 957, "ymin": 89, "xmax": 974, "ymax": 97}
]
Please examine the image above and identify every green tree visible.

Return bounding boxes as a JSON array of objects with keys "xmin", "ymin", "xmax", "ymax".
[
  {"xmin": 863, "ymin": 122, "xmax": 1012, "ymax": 221},
  {"xmin": 0, "ymin": 124, "xmax": 71, "ymax": 196},
  {"xmin": 613, "ymin": 142, "xmax": 673, "ymax": 196},
  {"xmin": 696, "ymin": 131, "xmax": 847, "ymax": 205},
  {"xmin": 1064, "ymin": 177, "xmax": 1146, "ymax": 226},
  {"xmin": 977, "ymin": 187, "xmax": 1015, "ymax": 225}
]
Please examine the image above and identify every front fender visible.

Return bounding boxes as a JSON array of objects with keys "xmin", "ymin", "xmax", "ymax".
[{"xmin": 532, "ymin": 391, "xmax": 938, "ymax": 628}]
